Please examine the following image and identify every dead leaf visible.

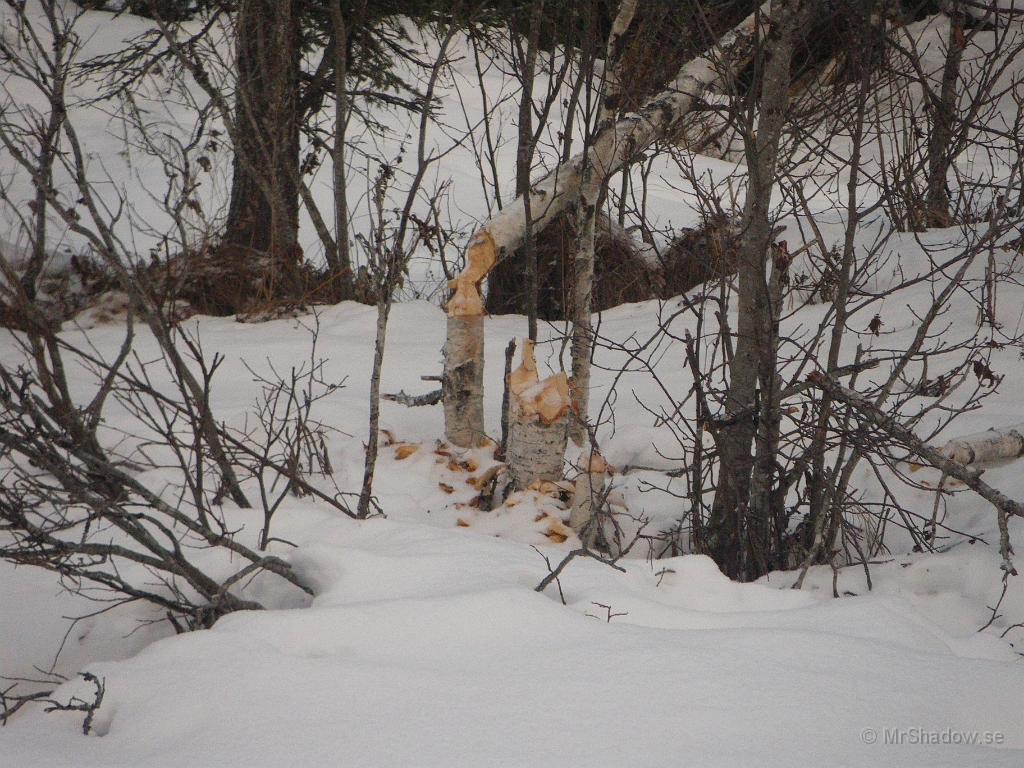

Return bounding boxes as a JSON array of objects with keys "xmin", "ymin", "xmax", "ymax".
[
  {"xmin": 468, "ymin": 464, "xmax": 502, "ymax": 490},
  {"xmin": 394, "ymin": 444, "xmax": 419, "ymax": 460}
]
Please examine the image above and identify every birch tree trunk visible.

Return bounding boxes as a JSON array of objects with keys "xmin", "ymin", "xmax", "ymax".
[
  {"xmin": 569, "ymin": 0, "xmax": 639, "ymax": 446},
  {"xmin": 941, "ymin": 425, "xmax": 1024, "ymax": 467},
  {"xmin": 518, "ymin": 0, "xmax": 543, "ymax": 340},
  {"xmin": 507, "ymin": 340, "xmax": 571, "ymax": 490},
  {"xmin": 443, "ymin": 231, "xmax": 496, "ymax": 448}
]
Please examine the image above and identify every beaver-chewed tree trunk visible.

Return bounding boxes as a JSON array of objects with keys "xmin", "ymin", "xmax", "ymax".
[
  {"xmin": 443, "ymin": 231, "xmax": 496, "ymax": 448},
  {"xmin": 506, "ymin": 340, "xmax": 571, "ymax": 490}
]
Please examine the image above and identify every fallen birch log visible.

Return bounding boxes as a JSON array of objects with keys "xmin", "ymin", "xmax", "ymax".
[
  {"xmin": 456, "ymin": 3, "xmax": 769, "ymax": 265},
  {"xmin": 940, "ymin": 424, "xmax": 1024, "ymax": 467}
]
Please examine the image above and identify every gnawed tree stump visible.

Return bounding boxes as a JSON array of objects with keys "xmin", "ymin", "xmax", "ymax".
[
  {"xmin": 940, "ymin": 424, "xmax": 1024, "ymax": 467},
  {"xmin": 570, "ymin": 448, "xmax": 613, "ymax": 545},
  {"xmin": 507, "ymin": 341, "xmax": 571, "ymax": 491},
  {"xmin": 443, "ymin": 231, "xmax": 496, "ymax": 448}
]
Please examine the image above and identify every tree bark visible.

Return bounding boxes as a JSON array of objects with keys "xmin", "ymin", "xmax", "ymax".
[
  {"xmin": 706, "ymin": 0, "xmax": 803, "ymax": 581},
  {"xmin": 518, "ymin": 0, "xmax": 544, "ymax": 340},
  {"xmin": 507, "ymin": 340, "xmax": 571, "ymax": 490},
  {"xmin": 329, "ymin": 0, "xmax": 355, "ymax": 297},
  {"xmin": 925, "ymin": 3, "xmax": 965, "ymax": 228},
  {"xmin": 223, "ymin": 0, "xmax": 302, "ymax": 287},
  {"xmin": 442, "ymin": 232, "xmax": 496, "ymax": 447},
  {"xmin": 569, "ymin": 0, "xmax": 640, "ymax": 446},
  {"xmin": 357, "ymin": 299, "xmax": 390, "ymax": 517},
  {"xmin": 941, "ymin": 425, "xmax": 1024, "ymax": 466}
]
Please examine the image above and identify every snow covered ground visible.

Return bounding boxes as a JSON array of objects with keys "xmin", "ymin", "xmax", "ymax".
[
  {"xmin": 2, "ymin": 296, "xmax": 1023, "ymax": 767},
  {"xmin": 3, "ymin": 530, "xmax": 1023, "ymax": 767},
  {"xmin": 2, "ymin": 2, "xmax": 1024, "ymax": 766}
]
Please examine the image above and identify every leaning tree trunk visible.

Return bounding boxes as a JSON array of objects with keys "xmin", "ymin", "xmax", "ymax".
[
  {"xmin": 506, "ymin": 340, "xmax": 571, "ymax": 491},
  {"xmin": 223, "ymin": 0, "xmax": 302, "ymax": 292},
  {"xmin": 442, "ymin": 2, "xmax": 782, "ymax": 448}
]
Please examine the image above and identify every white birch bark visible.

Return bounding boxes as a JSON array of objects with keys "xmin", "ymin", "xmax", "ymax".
[
  {"xmin": 454, "ymin": 1, "xmax": 769, "ymax": 264},
  {"xmin": 441, "ymin": 3, "xmax": 774, "ymax": 440},
  {"xmin": 940, "ymin": 425, "xmax": 1024, "ymax": 467},
  {"xmin": 506, "ymin": 341, "xmax": 571, "ymax": 490},
  {"xmin": 443, "ymin": 314, "xmax": 486, "ymax": 448},
  {"xmin": 569, "ymin": 0, "xmax": 640, "ymax": 446},
  {"xmin": 442, "ymin": 231, "xmax": 496, "ymax": 447}
]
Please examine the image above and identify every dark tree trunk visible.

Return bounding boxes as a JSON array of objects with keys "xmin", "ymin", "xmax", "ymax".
[
  {"xmin": 223, "ymin": 0, "xmax": 302, "ymax": 294},
  {"xmin": 924, "ymin": 3, "xmax": 965, "ymax": 228},
  {"xmin": 706, "ymin": 0, "xmax": 802, "ymax": 581}
]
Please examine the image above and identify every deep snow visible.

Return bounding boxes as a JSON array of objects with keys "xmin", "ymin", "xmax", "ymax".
[
  {"xmin": 2, "ymin": 298, "xmax": 1023, "ymax": 767},
  {"xmin": 2, "ymin": 2, "xmax": 1024, "ymax": 766}
]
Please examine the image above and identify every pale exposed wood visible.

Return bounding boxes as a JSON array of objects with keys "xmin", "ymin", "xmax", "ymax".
[
  {"xmin": 528, "ymin": 479, "xmax": 575, "ymax": 497},
  {"xmin": 507, "ymin": 343, "xmax": 570, "ymax": 490},
  {"xmin": 516, "ymin": 372, "xmax": 571, "ymax": 425},
  {"xmin": 509, "ymin": 338, "xmax": 539, "ymax": 394},
  {"xmin": 446, "ymin": 230, "xmax": 496, "ymax": 318}
]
